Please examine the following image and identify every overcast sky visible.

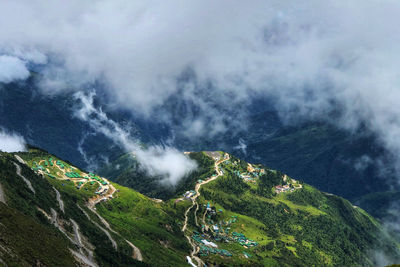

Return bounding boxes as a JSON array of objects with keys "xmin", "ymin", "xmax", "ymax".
[{"xmin": 2, "ymin": 1, "xmax": 400, "ymax": 179}]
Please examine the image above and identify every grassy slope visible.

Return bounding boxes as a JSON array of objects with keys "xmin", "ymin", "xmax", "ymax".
[
  {"xmin": 95, "ymin": 183, "xmax": 190, "ymax": 267},
  {"xmin": 1, "ymin": 148, "xmax": 400, "ymax": 266},
  {"xmin": 99, "ymin": 151, "xmax": 215, "ymax": 200},
  {"xmin": 9, "ymin": 150, "xmax": 146, "ymax": 266},
  {"xmin": 14, "ymin": 149, "xmax": 191, "ymax": 266},
  {"xmin": 178, "ymin": 154, "xmax": 400, "ymax": 266},
  {"xmin": 0, "ymin": 152, "xmax": 76, "ymax": 266},
  {"xmin": 240, "ymin": 123, "xmax": 391, "ymax": 202}
]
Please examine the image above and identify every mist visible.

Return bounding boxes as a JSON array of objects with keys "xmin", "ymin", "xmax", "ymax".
[
  {"xmin": 73, "ymin": 91, "xmax": 197, "ymax": 185},
  {"xmin": 1, "ymin": 1, "xmax": 400, "ymax": 202},
  {"xmin": 0, "ymin": 129, "xmax": 26, "ymax": 152},
  {"xmin": 0, "ymin": 1, "xmax": 399, "ymax": 159},
  {"xmin": 0, "ymin": 55, "xmax": 30, "ymax": 83}
]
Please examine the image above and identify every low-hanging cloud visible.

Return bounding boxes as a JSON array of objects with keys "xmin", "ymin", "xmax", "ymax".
[
  {"xmin": 233, "ymin": 138, "xmax": 247, "ymax": 155},
  {"xmin": 73, "ymin": 91, "xmax": 197, "ymax": 185},
  {"xmin": 2, "ymin": 1, "xmax": 400, "ymax": 178},
  {"xmin": 0, "ymin": 129, "xmax": 26, "ymax": 152},
  {"xmin": 0, "ymin": 55, "xmax": 30, "ymax": 83}
]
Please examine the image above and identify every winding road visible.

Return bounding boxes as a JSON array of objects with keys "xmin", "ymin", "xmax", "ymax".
[
  {"xmin": 77, "ymin": 204, "xmax": 118, "ymax": 250},
  {"xmin": 53, "ymin": 187, "xmax": 65, "ymax": 213},
  {"xmin": 0, "ymin": 183, "xmax": 6, "ymax": 204},
  {"xmin": 14, "ymin": 155, "xmax": 26, "ymax": 165},
  {"xmin": 182, "ymin": 153, "xmax": 229, "ymax": 267},
  {"xmin": 14, "ymin": 163, "xmax": 35, "ymax": 194},
  {"xmin": 85, "ymin": 188, "xmax": 143, "ymax": 261},
  {"xmin": 70, "ymin": 219, "xmax": 83, "ymax": 247}
]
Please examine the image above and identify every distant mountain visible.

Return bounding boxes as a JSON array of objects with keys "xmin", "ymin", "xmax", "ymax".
[
  {"xmin": 0, "ymin": 78, "xmax": 157, "ymax": 168},
  {"xmin": 5, "ymin": 148, "xmax": 397, "ymax": 265},
  {"xmin": 352, "ymin": 190, "xmax": 400, "ymax": 244},
  {"xmin": 1, "ymin": 79, "xmax": 396, "ymax": 213},
  {"xmin": 233, "ymin": 122, "xmax": 393, "ymax": 202}
]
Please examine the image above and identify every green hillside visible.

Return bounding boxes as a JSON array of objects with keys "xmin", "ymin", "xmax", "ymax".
[
  {"xmin": 170, "ymin": 152, "xmax": 400, "ymax": 266},
  {"xmin": 0, "ymin": 148, "xmax": 399, "ymax": 266},
  {"xmin": 99, "ymin": 151, "xmax": 215, "ymax": 200}
]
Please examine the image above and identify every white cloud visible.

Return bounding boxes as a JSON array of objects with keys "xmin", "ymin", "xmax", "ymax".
[
  {"xmin": 0, "ymin": 55, "xmax": 29, "ymax": 83},
  {"xmin": 1, "ymin": 1, "xmax": 400, "ymax": 178},
  {"xmin": 73, "ymin": 91, "xmax": 197, "ymax": 185},
  {"xmin": 0, "ymin": 130, "xmax": 26, "ymax": 152},
  {"xmin": 136, "ymin": 146, "xmax": 197, "ymax": 185},
  {"xmin": 233, "ymin": 139, "xmax": 247, "ymax": 155}
]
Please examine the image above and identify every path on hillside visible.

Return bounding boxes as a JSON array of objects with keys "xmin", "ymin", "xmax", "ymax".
[
  {"xmin": 87, "ymin": 184, "xmax": 116, "ymax": 209},
  {"xmin": 77, "ymin": 204, "xmax": 118, "ymax": 250},
  {"xmin": 14, "ymin": 155, "xmax": 26, "ymax": 165},
  {"xmin": 70, "ymin": 219, "xmax": 83, "ymax": 247},
  {"xmin": 182, "ymin": 153, "xmax": 229, "ymax": 267},
  {"xmin": 125, "ymin": 240, "xmax": 143, "ymax": 261},
  {"xmin": 0, "ymin": 183, "xmax": 6, "ymax": 204},
  {"xmin": 39, "ymin": 206, "xmax": 98, "ymax": 266},
  {"xmin": 13, "ymin": 163, "xmax": 35, "ymax": 194},
  {"xmin": 70, "ymin": 250, "xmax": 98, "ymax": 267},
  {"xmin": 53, "ymin": 187, "xmax": 65, "ymax": 213},
  {"xmin": 86, "ymin": 204, "xmax": 142, "ymax": 260},
  {"xmin": 202, "ymin": 209, "xmax": 208, "ymax": 229},
  {"xmin": 85, "ymin": 187, "xmax": 143, "ymax": 261}
]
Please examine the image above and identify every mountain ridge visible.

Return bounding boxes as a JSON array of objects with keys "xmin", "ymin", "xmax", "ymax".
[{"xmin": 0, "ymin": 148, "xmax": 398, "ymax": 266}]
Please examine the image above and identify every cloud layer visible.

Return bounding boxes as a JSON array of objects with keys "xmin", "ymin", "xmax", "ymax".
[
  {"xmin": 0, "ymin": 130, "xmax": 26, "ymax": 152},
  {"xmin": 0, "ymin": 55, "xmax": 29, "ymax": 83},
  {"xmin": 73, "ymin": 91, "xmax": 197, "ymax": 185},
  {"xmin": 2, "ymin": 1, "xmax": 400, "ymax": 180}
]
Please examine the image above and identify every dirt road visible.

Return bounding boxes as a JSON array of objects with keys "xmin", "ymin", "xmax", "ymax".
[
  {"xmin": 14, "ymin": 163, "xmax": 35, "ymax": 194},
  {"xmin": 126, "ymin": 240, "xmax": 143, "ymax": 261},
  {"xmin": 53, "ymin": 187, "xmax": 65, "ymax": 213},
  {"xmin": 70, "ymin": 249, "xmax": 98, "ymax": 267},
  {"xmin": 14, "ymin": 155, "xmax": 26, "ymax": 165},
  {"xmin": 0, "ymin": 183, "xmax": 6, "ymax": 204},
  {"xmin": 85, "ymin": 188, "xmax": 143, "ymax": 261},
  {"xmin": 87, "ymin": 184, "xmax": 116, "ymax": 209},
  {"xmin": 70, "ymin": 219, "xmax": 83, "ymax": 247},
  {"xmin": 77, "ymin": 204, "xmax": 118, "ymax": 250},
  {"xmin": 181, "ymin": 153, "xmax": 229, "ymax": 267}
]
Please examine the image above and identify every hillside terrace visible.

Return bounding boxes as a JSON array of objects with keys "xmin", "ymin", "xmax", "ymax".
[{"xmin": 28, "ymin": 155, "xmax": 111, "ymax": 196}]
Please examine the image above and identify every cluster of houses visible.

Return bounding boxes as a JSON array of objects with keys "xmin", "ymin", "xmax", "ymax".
[
  {"xmin": 99, "ymin": 195, "xmax": 113, "ymax": 202},
  {"xmin": 275, "ymin": 179, "xmax": 302, "ymax": 194},
  {"xmin": 183, "ymin": 190, "xmax": 196, "ymax": 199},
  {"xmin": 229, "ymin": 162, "xmax": 266, "ymax": 183},
  {"xmin": 198, "ymin": 245, "xmax": 232, "ymax": 257},
  {"xmin": 192, "ymin": 232, "xmax": 233, "ymax": 257},
  {"xmin": 193, "ymin": 212, "xmax": 258, "ymax": 259},
  {"xmin": 232, "ymin": 232, "xmax": 258, "ymax": 248},
  {"xmin": 95, "ymin": 186, "xmax": 108, "ymax": 195},
  {"xmin": 65, "ymin": 172, "xmax": 82, "ymax": 178},
  {"xmin": 31, "ymin": 156, "xmax": 111, "ymax": 194},
  {"xmin": 275, "ymin": 184, "xmax": 293, "ymax": 194}
]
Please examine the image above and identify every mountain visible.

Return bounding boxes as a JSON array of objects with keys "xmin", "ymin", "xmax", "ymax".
[
  {"xmin": 98, "ymin": 151, "xmax": 216, "ymax": 200},
  {"xmin": 1, "ymin": 79, "xmax": 396, "ymax": 208},
  {"xmin": 232, "ymin": 122, "xmax": 393, "ymax": 202},
  {"xmin": 169, "ymin": 109, "xmax": 394, "ymax": 203},
  {"xmin": 0, "ymin": 78, "xmax": 162, "ymax": 168},
  {"xmin": 1, "ymin": 147, "xmax": 399, "ymax": 266}
]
